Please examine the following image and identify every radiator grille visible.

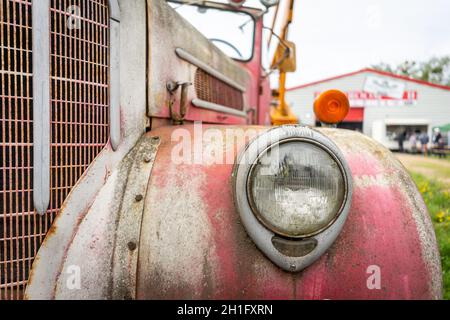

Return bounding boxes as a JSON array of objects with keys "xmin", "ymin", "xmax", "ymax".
[
  {"xmin": 49, "ymin": 0, "xmax": 109, "ymax": 215},
  {"xmin": 194, "ymin": 68, "xmax": 244, "ymax": 111},
  {"xmin": 0, "ymin": 0, "xmax": 110, "ymax": 300},
  {"xmin": 0, "ymin": 0, "xmax": 34, "ymax": 300}
]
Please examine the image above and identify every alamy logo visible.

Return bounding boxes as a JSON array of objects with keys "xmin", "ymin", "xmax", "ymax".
[
  {"xmin": 66, "ymin": 265, "xmax": 81, "ymax": 290},
  {"xmin": 66, "ymin": 6, "xmax": 82, "ymax": 30},
  {"xmin": 366, "ymin": 265, "xmax": 381, "ymax": 290}
]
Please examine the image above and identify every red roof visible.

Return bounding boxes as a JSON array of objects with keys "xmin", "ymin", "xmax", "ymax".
[{"xmin": 287, "ymin": 68, "xmax": 450, "ymax": 92}]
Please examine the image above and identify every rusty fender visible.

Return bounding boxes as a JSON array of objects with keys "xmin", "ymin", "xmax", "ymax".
[{"xmin": 26, "ymin": 125, "xmax": 442, "ymax": 299}]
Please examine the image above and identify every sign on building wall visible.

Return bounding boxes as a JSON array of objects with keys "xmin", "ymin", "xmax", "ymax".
[
  {"xmin": 314, "ymin": 76, "xmax": 418, "ymax": 107},
  {"xmin": 314, "ymin": 75, "xmax": 418, "ymax": 107},
  {"xmin": 363, "ymin": 75, "xmax": 405, "ymax": 99},
  {"xmin": 314, "ymin": 90, "xmax": 418, "ymax": 107}
]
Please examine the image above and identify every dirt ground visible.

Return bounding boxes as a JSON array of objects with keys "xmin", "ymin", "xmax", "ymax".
[{"xmin": 396, "ymin": 153, "xmax": 450, "ymax": 189}]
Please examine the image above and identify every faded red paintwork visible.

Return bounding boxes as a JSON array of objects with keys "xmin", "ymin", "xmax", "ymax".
[
  {"xmin": 24, "ymin": 125, "xmax": 441, "ymax": 300},
  {"xmin": 135, "ymin": 125, "xmax": 441, "ymax": 300}
]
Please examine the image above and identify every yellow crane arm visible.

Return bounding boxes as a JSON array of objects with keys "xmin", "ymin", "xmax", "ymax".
[{"xmin": 269, "ymin": 0, "xmax": 298, "ymax": 125}]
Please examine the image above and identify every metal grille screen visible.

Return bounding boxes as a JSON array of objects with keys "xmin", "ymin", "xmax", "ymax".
[{"xmin": 0, "ymin": 0, "xmax": 110, "ymax": 300}]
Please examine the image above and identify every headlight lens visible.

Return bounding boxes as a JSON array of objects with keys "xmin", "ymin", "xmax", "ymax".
[{"xmin": 247, "ymin": 139, "xmax": 346, "ymax": 238}]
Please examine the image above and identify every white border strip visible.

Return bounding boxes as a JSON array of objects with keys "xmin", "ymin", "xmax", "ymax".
[
  {"xmin": 175, "ymin": 48, "xmax": 246, "ymax": 93},
  {"xmin": 32, "ymin": 0, "xmax": 50, "ymax": 215},
  {"xmin": 192, "ymin": 99, "xmax": 247, "ymax": 118}
]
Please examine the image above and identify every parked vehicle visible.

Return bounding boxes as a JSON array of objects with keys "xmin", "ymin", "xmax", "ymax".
[{"xmin": 0, "ymin": 0, "xmax": 441, "ymax": 300}]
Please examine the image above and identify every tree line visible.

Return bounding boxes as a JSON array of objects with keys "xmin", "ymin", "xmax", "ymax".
[{"xmin": 372, "ymin": 56, "xmax": 450, "ymax": 87}]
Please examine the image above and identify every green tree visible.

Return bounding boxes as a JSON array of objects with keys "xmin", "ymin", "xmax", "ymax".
[{"xmin": 372, "ymin": 56, "xmax": 450, "ymax": 87}]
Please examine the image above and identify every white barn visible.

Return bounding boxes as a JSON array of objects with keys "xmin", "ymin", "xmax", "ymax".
[{"xmin": 286, "ymin": 68, "xmax": 450, "ymax": 150}]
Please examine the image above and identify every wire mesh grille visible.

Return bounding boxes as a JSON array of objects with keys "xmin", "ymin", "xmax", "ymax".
[
  {"xmin": 194, "ymin": 68, "xmax": 244, "ymax": 111},
  {"xmin": 0, "ymin": 0, "xmax": 34, "ymax": 300},
  {"xmin": 49, "ymin": 0, "xmax": 110, "ymax": 219},
  {"xmin": 0, "ymin": 0, "xmax": 110, "ymax": 300}
]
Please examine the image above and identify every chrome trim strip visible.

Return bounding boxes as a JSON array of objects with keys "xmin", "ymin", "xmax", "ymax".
[
  {"xmin": 110, "ymin": 17, "xmax": 121, "ymax": 151},
  {"xmin": 32, "ymin": 0, "xmax": 50, "ymax": 215},
  {"xmin": 108, "ymin": 0, "xmax": 121, "ymax": 21},
  {"xmin": 175, "ymin": 48, "xmax": 246, "ymax": 92},
  {"xmin": 192, "ymin": 99, "xmax": 247, "ymax": 118}
]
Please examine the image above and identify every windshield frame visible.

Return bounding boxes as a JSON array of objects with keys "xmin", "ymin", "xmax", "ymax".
[{"xmin": 167, "ymin": 0, "xmax": 259, "ymax": 63}]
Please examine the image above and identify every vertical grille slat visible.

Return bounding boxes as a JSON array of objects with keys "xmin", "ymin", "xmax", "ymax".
[
  {"xmin": 194, "ymin": 68, "xmax": 244, "ymax": 111},
  {"xmin": 1, "ymin": 0, "xmax": 110, "ymax": 300}
]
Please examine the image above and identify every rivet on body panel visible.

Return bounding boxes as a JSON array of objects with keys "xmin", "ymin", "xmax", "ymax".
[
  {"xmin": 144, "ymin": 155, "xmax": 153, "ymax": 163},
  {"xmin": 127, "ymin": 241, "xmax": 137, "ymax": 251}
]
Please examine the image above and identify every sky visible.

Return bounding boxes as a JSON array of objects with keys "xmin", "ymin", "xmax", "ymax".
[
  {"xmin": 171, "ymin": 0, "xmax": 450, "ymax": 88},
  {"xmin": 284, "ymin": 0, "xmax": 450, "ymax": 87}
]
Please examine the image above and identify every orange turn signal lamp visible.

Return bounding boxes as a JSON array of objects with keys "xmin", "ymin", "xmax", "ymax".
[{"xmin": 313, "ymin": 90, "xmax": 350, "ymax": 125}]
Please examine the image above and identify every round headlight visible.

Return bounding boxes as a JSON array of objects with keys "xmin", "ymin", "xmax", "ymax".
[
  {"xmin": 247, "ymin": 139, "xmax": 346, "ymax": 238},
  {"xmin": 232, "ymin": 125, "xmax": 352, "ymax": 271}
]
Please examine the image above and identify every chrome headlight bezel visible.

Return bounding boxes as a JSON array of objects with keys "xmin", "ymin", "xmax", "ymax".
[
  {"xmin": 232, "ymin": 125, "xmax": 353, "ymax": 272},
  {"xmin": 246, "ymin": 137, "xmax": 349, "ymax": 239}
]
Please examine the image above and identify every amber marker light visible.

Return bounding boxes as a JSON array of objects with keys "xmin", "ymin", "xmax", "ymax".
[{"xmin": 314, "ymin": 90, "xmax": 350, "ymax": 125}]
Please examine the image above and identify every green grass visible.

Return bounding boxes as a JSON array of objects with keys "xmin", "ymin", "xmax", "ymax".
[
  {"xmin": 429, "ymin": 154, "xmax": 450, "ymax": 163},
  {"xmin": 410, "ymin": 172, "xmax": 450, "ymax": 299},
  {"xmin": 415, "ymin": 161, "xmax": 450, "ymax": 177}
]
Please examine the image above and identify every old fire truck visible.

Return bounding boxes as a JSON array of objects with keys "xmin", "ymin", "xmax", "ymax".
[{"xmin": 0, "ymin": 0, "xmax": 442, "ymax": 299}]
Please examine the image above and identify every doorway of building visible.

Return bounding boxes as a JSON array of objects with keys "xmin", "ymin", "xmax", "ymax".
[
  {"xmin": 386, "ymin": 124, "xmax": 429, "ymax": 152},
  {"xmin": 337, "ymin": 121, "xmax": 363, "ymax": 131}
]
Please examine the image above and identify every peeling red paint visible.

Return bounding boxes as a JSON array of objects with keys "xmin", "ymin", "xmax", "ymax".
[
  {"xmin": 296, "ymin": 185, "xmax": 430, "ymax": 299},
  {"xmin": 136, "ymin": 126, "xmax": 441, "ymax": 300},
  {"xmin": 346, "ymin": 153, "xmax": 382, "ymax": 177},
  {"xmin": 202, "ymin": 165, "xmax": 240, "ymax": 298},
  {"xmin": 27, "ymin": 125, "xmax": 439, "ymax": 300}
]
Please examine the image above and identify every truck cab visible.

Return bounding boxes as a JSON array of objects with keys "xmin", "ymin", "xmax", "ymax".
[
  {"xmin": 0, "ymin": 0, "xmax": 441, "ymax": 300},
  {"xmin": 148, "ymin": 0, "xmax": 273, "ymax": 128}
]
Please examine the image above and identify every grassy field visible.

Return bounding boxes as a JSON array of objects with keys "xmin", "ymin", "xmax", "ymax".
[
  {"xmin": 429, "ymin": 154, "xmax": 450, "ymax": 164},
  {"xmin": 410, "ymin": 171, "xmax": 450, "ymax": 299},
  {"xmin": 396, "ymin": 154, "xmax": 450, "ymax": 299}
]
